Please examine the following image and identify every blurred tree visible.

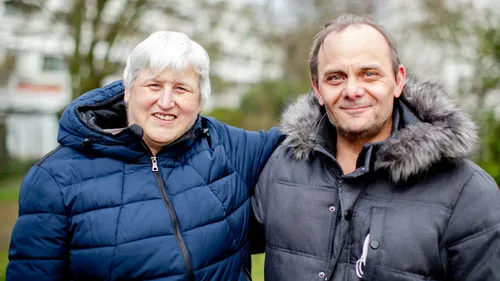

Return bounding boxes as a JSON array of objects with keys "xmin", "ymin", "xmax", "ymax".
[
  {"xmin": 0, "ymin": 112, "xmax": 8, "ymax": 178},
  {"xmin": 12, "ymin": 0, "xmax": 275, "ymax": 99},
  {"xmin": 61, "ymin": 0, "xmax": 235, "ymax": 99},
  {"xmin": 216, "ymin": 0, "xmax": 375, "ymax": 131},
  {"xmin": 0, "ymin": 52, "xmax": 16, "ymax": 178},
  {"xmin": 239, "ymin": 80, "xmax": 300, "ymax": 130},
  {"xmin": 416, "ymin": 0, "xmax": 500, "ymax": 184},
  {"xmin": 477, "ymin": 112, "xmax": 500, "ymax": 184},
  {"xmin": 205, "ymin": 108, "xmax": 245, "ymax": 128},
  {"xmin": 263, "ymin": 0, "xmax": 375, "ymax": 89}
]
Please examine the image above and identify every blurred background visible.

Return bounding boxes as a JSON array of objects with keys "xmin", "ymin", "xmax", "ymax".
[{"xmin": 0, "ymin": 0, "xmax": 499, "ymax": 279}]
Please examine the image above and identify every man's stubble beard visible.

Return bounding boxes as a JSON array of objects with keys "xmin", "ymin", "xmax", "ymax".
[{"xmin": 327, "ymin": 110, "xmax": 393, "ymax": 143}]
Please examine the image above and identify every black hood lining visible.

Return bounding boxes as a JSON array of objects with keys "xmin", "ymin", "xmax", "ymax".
[{"xmin": 77, "ymin": 92, "xmax": 128, "ymax": 132}]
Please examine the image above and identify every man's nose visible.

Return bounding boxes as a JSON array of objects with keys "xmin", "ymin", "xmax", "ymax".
[{"xmin": 343, "ymin": 78, "xmax": 363, "ymax": 99}]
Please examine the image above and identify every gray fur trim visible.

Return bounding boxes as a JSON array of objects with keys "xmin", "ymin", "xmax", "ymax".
[
  {"xmin": 279, "ymin": 78, "xmax": 478, "ymax": 183},
  {"xmin": 279, "ymin": 91, "xmax": 321, "ymax": 161}
]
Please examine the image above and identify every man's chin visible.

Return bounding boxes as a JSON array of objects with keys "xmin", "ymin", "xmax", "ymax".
[{"xmin": 337, "ymin": 124, "xmax": 379, "ymax": 141}]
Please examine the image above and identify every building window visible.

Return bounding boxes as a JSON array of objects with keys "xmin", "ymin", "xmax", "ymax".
[
  {"xmin": 3, "ymin": 0, "xmax": 38, "ymax": 16},
  {"xmin": 42, "ymin": 56, "xmax": 67, "ymax": 71}
]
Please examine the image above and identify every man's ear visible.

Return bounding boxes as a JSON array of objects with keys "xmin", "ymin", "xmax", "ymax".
[
  {"xmin": 394, "ymin": 65, "xmax": 406, "ymax": 98},
  {"xmin": 312, "ymin": 79, "xmax": 325, "ymax": 106}
]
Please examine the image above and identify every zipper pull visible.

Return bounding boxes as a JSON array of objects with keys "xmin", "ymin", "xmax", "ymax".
[{"xmin": 151, "ymin": 156, "xmax": 159, "ymax": 172}]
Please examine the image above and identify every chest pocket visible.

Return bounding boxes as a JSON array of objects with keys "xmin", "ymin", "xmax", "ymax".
[{"xmin": 357, "ymin": 207, "xmax": 440, "ymax": 281}]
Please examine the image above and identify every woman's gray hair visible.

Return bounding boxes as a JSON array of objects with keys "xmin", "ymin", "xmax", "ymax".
[{"xmin": 123, "ymin": 31, "xmax": 211, "ymax": 104}]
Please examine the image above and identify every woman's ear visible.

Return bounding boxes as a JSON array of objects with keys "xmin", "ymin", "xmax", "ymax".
[{"xmin": 124, "ymin": 83, "xmax": 129, "ymax": 104}]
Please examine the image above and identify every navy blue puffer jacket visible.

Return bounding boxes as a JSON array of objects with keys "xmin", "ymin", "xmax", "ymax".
[{"xmin": 7, "ymin": 81, "xmax": 281, "ymax": 281}]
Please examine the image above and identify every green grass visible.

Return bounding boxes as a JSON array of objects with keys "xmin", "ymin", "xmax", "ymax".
[
  {"xmin": 252, "ymin": 253, "xmax": 265, "ymax": 281},
  {"xmin": 0, "ymin": 176, "xmax": 22, "ymax": 281},
  {"xmin": 0, "ymin": 177, "xmax": 21, "ymax": 202},
  {"xmin": 0, "ymin": 251, "xmax": 7, "ymax": 281}
]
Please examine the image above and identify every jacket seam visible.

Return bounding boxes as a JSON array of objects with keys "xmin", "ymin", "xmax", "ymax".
[
  {"xmin": 58, "ymin": 170, "xmax": 124, "ymax": 188},
  {"xmin": 273, "ymin": 179, "xmax": 338, "ymax": 190},
  {"xmin": 8, "ymin": 257, "xmax": 68, "ymax": 261},
  {"xmin": 250, "ymin": 132, "xmax": 267, "ymax": 182},
  {"xmin": 446, "ymin": 222, "xmax": 500, "ymax": 248},
  {"xmin": 215, "ymin": 124, "xmax": 250, "ymax": 192},
  {"xmin": 71, "ymin": 210, "xmax": 248, "ymax": 251},
  {"xmin": 29, "ymin": 165, "xmax": 71, "ymax": 275},
  {"xmin": 35, "ymin": 145, "xmax": 63, "ymax": 166},
  {"xmin": 362, "ymin": 195, "xmax": 452, "ymax": 213},
  {"xmin": 18, "ymin": 211, "xmax": 67, "ymax": 217},
  {"xmin": 441, "ymin": 171, "xmax": 478, "ymax": 236},
  {"xmin": 198, "ymin": 168, "xmax": 240, "ymax": 250},
  {"xmin": 36, "ymin": 166, "xmax": 68, "ymax": 217},
  {"xmin": 139, "ymin": 248, "xmax": 242, "ymax": 281},
  {"xmin": 439, "ymin": 170, "xmax": 478, "ymax": 275},
  {"xmin": 107, "ymin": 164, "xmax": 126, "ymax": 281}
]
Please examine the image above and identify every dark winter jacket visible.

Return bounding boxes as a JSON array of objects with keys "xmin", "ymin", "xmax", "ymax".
[
  {"xmin": 252, "ymin": 79, "xmax": 500, "ymax": 281},
  {"xmin": 7, "ymin": 80, "xmax": 282, "ymax": 281}
]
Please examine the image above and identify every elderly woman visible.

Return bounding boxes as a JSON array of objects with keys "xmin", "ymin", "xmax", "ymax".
[{"xmin": 7, "ymin": 31, "xmax": 280, "ymax": 281}]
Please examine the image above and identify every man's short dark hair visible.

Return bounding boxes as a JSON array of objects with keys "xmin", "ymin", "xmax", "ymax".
[{"xmin": 309, "ymin": 14, "xmax": 401, "ymax": 86}]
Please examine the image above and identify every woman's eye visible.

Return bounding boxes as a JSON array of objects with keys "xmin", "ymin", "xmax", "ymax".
[{"xmin": 148, "ymin": 83, "xmax": 162, "ymax": 90}]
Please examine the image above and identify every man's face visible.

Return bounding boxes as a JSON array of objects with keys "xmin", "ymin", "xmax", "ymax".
[
  {"xmin": 125, "ymin": 66, "xmax": 203, "ymax": 155},
  {"xmin": 313, "ymin": 24, "xmax": 405, "ymax": 142}
]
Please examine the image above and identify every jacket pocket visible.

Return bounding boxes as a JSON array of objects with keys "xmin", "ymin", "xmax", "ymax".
[
  {"xmin": 360, "ymin": 207, "xmax": 386, "ymax": 280},
  {"xmin": 371, "ymin": 267, "xmax": 439, "ymax": 281}
]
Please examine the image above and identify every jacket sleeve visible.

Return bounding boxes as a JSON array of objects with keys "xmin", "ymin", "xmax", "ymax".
[
  {"xmin": 250, "ymin": 149, "xmax": 277, "ymax": 254},
  {"xmin": 219, "ymin": 123, "xmax": 283, "ymax": 190},
  {"xmin": 7, "ymin": 165, "xmax": 70, "ymax": 281},
  {"xmin": 442, "ymin": 170, "xmax": 500, "ymax": 281}
]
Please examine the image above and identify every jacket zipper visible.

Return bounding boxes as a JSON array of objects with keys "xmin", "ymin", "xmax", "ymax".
[{"xmin": 150, "ymin": 155, "xmax": 194, "ymax": 281}]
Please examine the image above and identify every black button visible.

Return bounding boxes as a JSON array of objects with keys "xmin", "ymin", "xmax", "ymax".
[
  {"xmin": 344, "ymin": 210, "xmax": 352, "ymax": 221},
  {"xmin": 370, "ymin": 240, "xmax": 380, "ymax": 250}
]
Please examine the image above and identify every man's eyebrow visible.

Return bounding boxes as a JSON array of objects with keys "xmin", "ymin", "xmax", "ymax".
[
  {"xmin": 359, "ymin": 64, "xmax": 383, "ymax": 71},
  {"xmin": 323, "ymin": 68, "xmax": 345, "ymax": 76}
]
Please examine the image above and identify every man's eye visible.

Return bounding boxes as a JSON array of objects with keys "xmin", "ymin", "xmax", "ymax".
[
  {"xmin": 364, "ymin": 72, "xmax": 378, "ymax": 78},
  {"xmin": 176, "ymin": 86, "xmax": 187, "ymax": 92},
  {"xmin": 327, "ymin": 75, "xmax": 344, "ymax": 83}
]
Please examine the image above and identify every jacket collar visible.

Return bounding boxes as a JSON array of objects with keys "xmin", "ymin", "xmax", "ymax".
[{"xmin": 279, "ymin": 78, "xmax": 478, "ymax": 183}]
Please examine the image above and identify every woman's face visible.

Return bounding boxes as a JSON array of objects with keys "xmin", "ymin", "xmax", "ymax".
[{"xmin": 124, "ymin": 66, "xmax": 204, "ymax": 155}]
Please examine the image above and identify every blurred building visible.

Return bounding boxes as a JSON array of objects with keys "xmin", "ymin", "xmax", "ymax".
[
  {"xmin": 0, "ymin": 0, "xmax": 72, "ymax": 160},
  {"xmin": 0, "ymin": 0, "xmax": 283, "ymax": 159}
]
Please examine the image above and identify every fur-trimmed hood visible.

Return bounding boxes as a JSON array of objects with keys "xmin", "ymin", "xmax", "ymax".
[{"xmin": 279, "ymin": 78, "xmax": 478, "ymax": 183}]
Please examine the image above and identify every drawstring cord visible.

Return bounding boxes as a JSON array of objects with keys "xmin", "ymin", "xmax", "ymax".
[{"xmin": 356, "ymin": 234, "xmax": 370, "ymax": 278}]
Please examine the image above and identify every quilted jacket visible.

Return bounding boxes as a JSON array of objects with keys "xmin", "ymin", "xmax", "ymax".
[
  {"xmin": 7, "ymin": 80, "xmax": 282, "ymax": 281},
  {"xmin": 253, "ymin": 79, "xmax": 500, "ymax": 281}
]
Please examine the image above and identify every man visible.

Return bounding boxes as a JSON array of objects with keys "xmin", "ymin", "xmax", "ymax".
[{"xmin": 252, "ymin": 14, "xmax": 500, "ymax": 281}]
